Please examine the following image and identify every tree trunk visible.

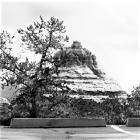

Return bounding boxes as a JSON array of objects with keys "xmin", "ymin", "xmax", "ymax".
[{"xmin": 30, "ymin": 90, "xmax": 37, "ymax": 118}]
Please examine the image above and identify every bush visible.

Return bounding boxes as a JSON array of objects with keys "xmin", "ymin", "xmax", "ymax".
[
  {"xmin": 100, "ymin": 98, "xmax": 126, "ymax": 124},
  {"xmin": 0, "ymin": 103, "xmax": 11, "ymax": 125},
  {"xmin": 7, "ymin": 85, "xmax": 140, "ymax": 125},
  {"xmin": 9, "ymin": 93, "xmax": 127, "ymax": 124},
  {"xmin": 69, "ymin": 97, "xmax": 126, "ymax": 124},
  {"xmin": 10, "ymin": 92, "xmax": 75, "ymax": 118},
  {"xmin": 124, "ymin": 86, "xmax": 140, "ymax": 118},
  {"xmin": 70, "ymin": 98, "xmax": 103, "ymax": 118}
]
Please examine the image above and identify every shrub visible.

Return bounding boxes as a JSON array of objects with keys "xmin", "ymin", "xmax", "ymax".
[
  {"xmin": 100, "ymin": 98, "xmax": 126, "ymax": 124},
  {"xmin": 125, "ymin": 86, "xmax": 140, "ymax": 118},
  {"xmin": 0, "ymin": 103, "xmax": 11, "ymax": 125}
]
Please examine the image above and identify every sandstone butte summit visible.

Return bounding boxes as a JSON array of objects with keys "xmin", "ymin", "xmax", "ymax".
[{"xmin": 53, "ymin": 41, "xmax": 125, "ymax": 99}]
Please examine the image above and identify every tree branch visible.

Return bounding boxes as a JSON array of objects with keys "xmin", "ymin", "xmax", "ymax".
[
  {"xmin": 39, "ymin": 31, "xmax": 53, "ymax": 69},
  {"xmin": 2, "ymin": 66, "xmax": 30, "ymax": 88}
]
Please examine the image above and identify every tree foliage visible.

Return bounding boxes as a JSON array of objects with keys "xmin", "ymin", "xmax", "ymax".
[
  {"xmin": 0, "ymin": 17, "xmax": 69, "ymax": 118},
  {"xmin": 125, "ymin": 86, "xmax": 140, "ymax": 117}
]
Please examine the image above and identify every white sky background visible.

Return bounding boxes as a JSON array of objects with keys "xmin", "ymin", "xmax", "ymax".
[{"xmin": 0, "ymin": 0, "xmax": 140, "ymax": 93}]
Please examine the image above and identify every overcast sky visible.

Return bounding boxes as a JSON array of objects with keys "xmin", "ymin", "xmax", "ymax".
[{"xmin": 0, "ymin": 0, "xmax": 139, "ymax": 93}]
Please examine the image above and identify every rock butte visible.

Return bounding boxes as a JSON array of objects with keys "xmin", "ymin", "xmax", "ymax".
[{"xmin": 54, "ymin": 41, "xmax": 125, "ymax": 100}]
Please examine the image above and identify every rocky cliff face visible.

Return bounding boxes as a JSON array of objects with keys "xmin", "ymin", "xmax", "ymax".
[
  {"xmin": 54, "ymin": 41, "xmax": 124, "ymax": 97},
  {"xmin": 58, "ymin": 65, "xmax": 121, "ymax": 93}
]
